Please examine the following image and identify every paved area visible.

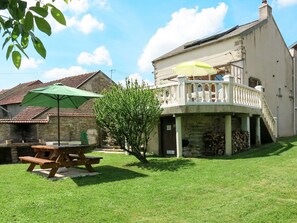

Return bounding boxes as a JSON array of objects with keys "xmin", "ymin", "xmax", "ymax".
[
  {"xmin": 32, "ymin": 167, "xmax": 99, "ymax": 180},
  {"xmin": 94, "ymin": 148, "xmax": 125, "ymax": 154}
]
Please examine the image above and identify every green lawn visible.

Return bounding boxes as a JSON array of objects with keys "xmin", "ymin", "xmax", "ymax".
[{"xmin": 1, "ymin": 137, "xmax": 297, "ymax": 223}]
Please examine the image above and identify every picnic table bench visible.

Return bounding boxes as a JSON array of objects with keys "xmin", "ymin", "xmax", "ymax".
[{"xmin": 19, "ymin": 145, "xmax": 103, "ymax": 178}]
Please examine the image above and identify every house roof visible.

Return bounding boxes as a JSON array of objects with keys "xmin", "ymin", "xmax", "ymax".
[
  {"xmin": 0, "ymin": 71, "xmax": 107, "ymax": 123},
  {"xmin": 289, "ymin": 41, "xmax": 297, "ymax": 50},
  {"xmin": 0, "ymin": 72, "xmax": 98, "ymax": 106},
  {"xmin": 152, "ymin": 20, "xmax": 263, "ymax": 63},
  {"xmin": 0, "ymin": 80, "xmax": 42, "ymax": 104}
]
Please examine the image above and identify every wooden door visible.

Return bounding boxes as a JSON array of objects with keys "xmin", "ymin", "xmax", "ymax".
[{"xmin": 161, "ymin": 116, "xmax": 176, "ymax": 156}]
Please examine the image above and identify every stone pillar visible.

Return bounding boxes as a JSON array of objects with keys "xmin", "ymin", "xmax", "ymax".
[
  {"xmin": 225, "ymin": 115, "xmax": 232, "ymax": 155},
  {"xmin": 11, "ymin": 146, "xmax": 18, "ymax": 163},
  {"xmin": 241, "ymin": 115, "xmax": 250, "ymax": 148},
  {"xmin": 175, "ymin": 116, "xmax": 183, "ymax": 158},
  {"xmin": 255, "ymin": 116, "xmax": 261, "ymax": 146}
]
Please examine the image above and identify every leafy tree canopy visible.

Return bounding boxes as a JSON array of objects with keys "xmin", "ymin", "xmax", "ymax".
[
  {"xmin": 94, "ymin": 80, "xmax": 163, "ymax": 163},
  {"xmin": 0, "ymin": 0, "xmax": 68, "ymax": 68}
]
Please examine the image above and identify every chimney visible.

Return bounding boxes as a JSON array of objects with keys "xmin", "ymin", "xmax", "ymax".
[{"xmin": 259, "ymin": 0, "xmax": 272, "ymax": 20}]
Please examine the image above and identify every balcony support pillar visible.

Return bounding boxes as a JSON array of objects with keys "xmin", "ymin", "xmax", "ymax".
[
  {"xmin": 175, "ymin": 115, "xmax": 183, "ymax": 158},
  {"xmin": 225, "ymin": 114, "xmax": 232, "ymax": 155},
  {"xmin": 255, "ymin": 116, "xmax": 261, "ymax": 146}
]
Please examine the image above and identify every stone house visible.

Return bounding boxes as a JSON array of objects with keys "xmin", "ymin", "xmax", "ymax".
[
  {"xmin": 148, "ymin": 1, "xmax": 296, "ymax": 157},
  {"xmin": 0, "ymin": 70, "xmax": 112, "ymax": 146}
]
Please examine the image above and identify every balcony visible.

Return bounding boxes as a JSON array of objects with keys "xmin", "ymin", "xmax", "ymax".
[
  {"xmin": 155, "ymin": 75, "xmax": 264, "ymax": 114},
  {"xmin": 154, "ymin": 75, "xmax": 277, "ymax": 140}
]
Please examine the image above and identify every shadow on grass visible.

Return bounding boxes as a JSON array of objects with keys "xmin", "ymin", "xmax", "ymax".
[
  {"xmin": 72, "ymin": 165, "xmax": 147, "ymax": 186},
  {"xmin": 205, "ymin": 138, "xmax": 295, "ymax": 160},
  {"xmin": 125, "ymin": 158, "xmax": 195, "ymax": 172}
]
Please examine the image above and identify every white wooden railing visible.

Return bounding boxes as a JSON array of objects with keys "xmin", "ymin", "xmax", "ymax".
[{"xmin": 155, "ymin": 75, "xmax": 277, "ymax": 138}]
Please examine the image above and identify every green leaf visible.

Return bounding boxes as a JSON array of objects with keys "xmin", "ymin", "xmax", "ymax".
[
  {"xmin": 29, "ymin": 6, "xmax": 48, "ymax": 17},
  {"xmin": 2, "ymin": 36, "xmax": 11, "ymax": 49},
  {"xmin": 34, "ymin": 16, "xmax": 51, "ymax": 36},
  {"xmin": 32, "ymin": 36, "xmax": 46, "ymax": 58},
  {"xmin": 7, "ymin": 0, "xmax": 17, "ymax": 19},
  {"xmin": 49, "ymin": 4, "xmax": 66, "ymax": 25},
  {"xmin": 16, "ymin": 1, "xmax": 27, "ymax": 20},
  {"xmin": 15, "ymin": 43, "xmax": 29, "ymax": 58},
  {"xmin": 0, "ymin": 16, "xmax": 4, "ymax": 26},
  {"xmin": 2, "ymin": 30, "xmax": 9, "ymax": 38},
  {"xmin": 12, "ymin": 51, "xmax": 21, "ymax": 69},
  {"xmin": 24, "ymin": 11, "xmax": 34, "ymax": 31},
  {"xmin": 4, "ymin": 19, "xmax": 13, "ymax": 29},
  {"xmin": 6, "ymin": 44, "xmax": 14, "ymax": 60},
  {"xmin": 0, "ymin": 0, "xmax": 9, "ymax": 10},
  {"xmin": 11, "ymin": 24, "xmax": 21, "ymax": 40},
  {"xmin": 21, "ymin": 34, "xmax": 29, "ymax": 48}
]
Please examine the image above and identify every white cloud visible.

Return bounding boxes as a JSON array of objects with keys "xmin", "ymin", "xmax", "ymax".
[
  {"xmin": 67, "ymin": 0, "xmax": 89, "ymax": 14},
  {"xmin": 119, "ymin": 73, "xmax": 153, "ymax": 86},
  {"xmin": 43, "ymin": 66, "xmax": 87, "ymax": 79},
  {"xmin": 77, "ymin": 46, "xmax": 112, "ymax": 66},
  {"xmin": 138, "ymin": 3, "xmax": 228, "ymax": 72},
  {"xmin": 273, "ymin": 0, "xmax": 297, "ymax": 7},
  {"xmin": 20, "ymin": 58, "xmax": 43, "ymax": 70},
  {"xmin": 50, "ymin": 14, "xmax": 104, "ymax": 34},
  {"xmin": 75, "ymin": 14, "xmax": 104, "ymax": 34},
  {"xmin": 26, "ymin": 0, "xmax": 103, "ymax": 34},
  {"xmin": 94, "ymin": 0, "xmax": 111, "ymax": 10}
]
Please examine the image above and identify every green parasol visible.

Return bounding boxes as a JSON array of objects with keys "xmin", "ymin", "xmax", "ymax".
[{"xmin": 22, "ymin": 83, "xmax": 103, "ymax": 145}]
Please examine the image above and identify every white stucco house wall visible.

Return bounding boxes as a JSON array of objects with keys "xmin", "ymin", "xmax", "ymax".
[{"xmin": 148, "ymin": 1, "xmax": 296, "ymax": 157}]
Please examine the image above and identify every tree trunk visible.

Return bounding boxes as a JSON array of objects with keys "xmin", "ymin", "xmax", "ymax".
[
  {"xmin": 131, "ymin": 150, "xmax": 149, "ymax": 163},
  {"xmin": 122, "ymin": 146, "xmax": 149, "ymax": 163}
]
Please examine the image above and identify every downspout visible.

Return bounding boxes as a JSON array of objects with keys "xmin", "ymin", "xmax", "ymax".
[{"xmin": 293, "ymin": 55, "xmax": 296, "ymax": 134}]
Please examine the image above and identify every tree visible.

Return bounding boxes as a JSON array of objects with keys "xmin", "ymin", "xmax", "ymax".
[
  {"xmin": 0, "ymin": 0, "xmax": 68, "ymax": 68},
  {"xmin": 94, "ymin": 80, "xmax": 163, "ymax": 163}
]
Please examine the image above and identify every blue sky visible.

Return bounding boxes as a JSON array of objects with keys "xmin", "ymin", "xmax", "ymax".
[{"xmin": 0, "ymin": 0, "xmax": 297, "ymax": 90}]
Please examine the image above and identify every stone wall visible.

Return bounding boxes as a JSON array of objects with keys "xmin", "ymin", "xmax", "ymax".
[
  {"xmin": 37, "ymin": 116, "xmax": 99, "ymax": 144},
  {"xmin": 0, "ymin": 124, "xmax": 11, "ymax": 143},
  {"xmin": 182, "ymin": 114, "xmax": 241, "ymax": 157}
]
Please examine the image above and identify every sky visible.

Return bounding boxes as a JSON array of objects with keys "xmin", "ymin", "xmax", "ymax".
[{"xmin": 0, "ymin": 0, "xmax": 297, "ymax": 90}]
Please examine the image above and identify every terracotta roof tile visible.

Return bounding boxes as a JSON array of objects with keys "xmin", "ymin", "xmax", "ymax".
[
  {"xmin": 13, "ymin": 107, "xmax": 48, "ymax": 120},
  {"xmin": 0, "ymin": 80, "xmax": 42, "ymax": 104}
]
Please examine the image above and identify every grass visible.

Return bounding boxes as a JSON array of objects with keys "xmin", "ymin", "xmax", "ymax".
[{"xmin": 1, "ymin": 137, "xmax": 297, "ymax": 222}]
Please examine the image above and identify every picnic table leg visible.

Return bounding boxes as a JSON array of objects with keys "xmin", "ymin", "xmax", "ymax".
[
  {"xmin": 27, "ymin": 163, "xmax": 36, "ymax": 172},
  {"xmin": 48, "ymin": 167, "xmax": 59, "ymax": 178},
  {"xmin": 85, "ymin": 164, "xmax": 95, "ymax": 172},
  {"xmin": 76, "ymin": 151, "xmax": 96, "ymax": 172}
]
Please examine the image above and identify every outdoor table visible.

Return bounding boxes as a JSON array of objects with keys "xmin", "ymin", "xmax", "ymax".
[{"xmin": 19, "ymin": 145, "xmax": 102, "ymax": 178}]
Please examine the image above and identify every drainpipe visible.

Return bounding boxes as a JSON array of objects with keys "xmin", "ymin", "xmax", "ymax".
[{"xmin": 293, "ymin": 56, "xmax": 296, "ymax": 134}]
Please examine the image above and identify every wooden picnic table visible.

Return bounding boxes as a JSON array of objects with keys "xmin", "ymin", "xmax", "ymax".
[{"xmin": 19, "ymin": 145, "xmax": 102, "ymax": 178}]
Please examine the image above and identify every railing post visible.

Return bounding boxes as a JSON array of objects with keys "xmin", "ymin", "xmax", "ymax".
[
  {"xmin": 177, "ymin": 75, "xmax": 187, "ymax": 106},
  {"xmin": 255, "ymin": 85, "xmax": 264, "ymax": 108},
  {"xmin": 223, "ymin": 75, "xmax": 234, "ymax": 104}
]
